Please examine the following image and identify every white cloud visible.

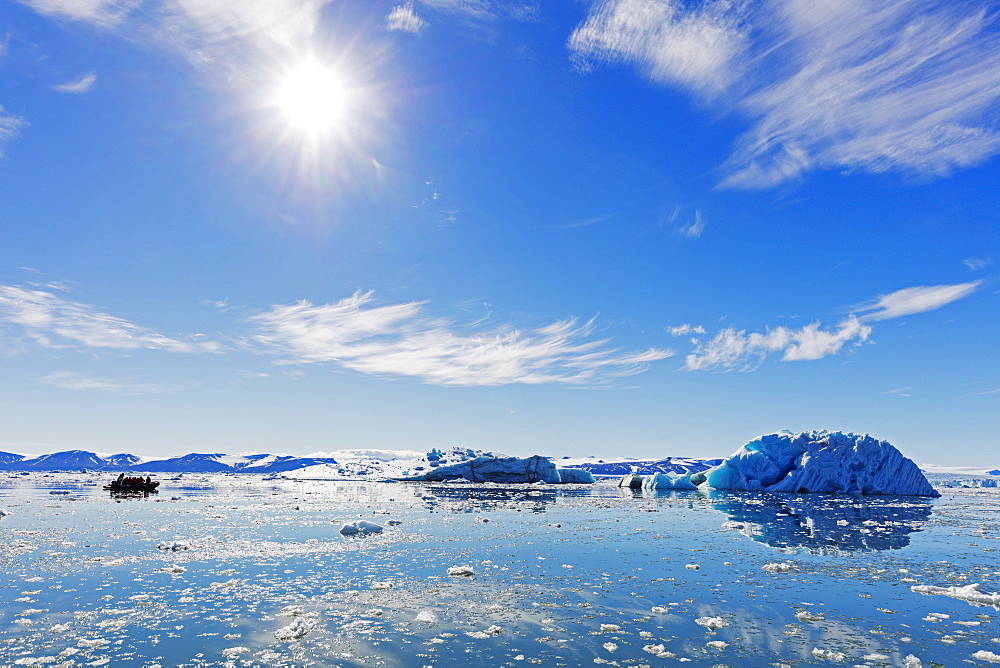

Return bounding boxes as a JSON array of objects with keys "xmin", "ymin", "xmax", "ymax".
[
  {"xmin": 41, "ymin": 371, "xmax": 172, "ymax": 393},
  {"xmin": 251, "ymin": 291, "xmax": 674, "ymax": 386},
  {"xmin": 419, "ymin": 0, "xmax": 539, "ymax": 22},
  {"xmin": 568, "ymin": 0, "xmax": 748, "ymax": 97},
  {"xmin": 0, "ymin": 106, "xmax": 26, "ymax": 156},
  {"xmin": 962, "ymin": 257, "xmax": 991, "ymax": 271},
  {"xmin": 0, "ymin": 284, "xmax": 222, "ymax": 353},
  {"xmin": 387, "ymin": 3, "xmax": 427, "ymax": 33},
  {"xmin": 569, "ymin": 0, "xmax": 1000, "ymax": 187},
  {"xmin": 853, "ymin": 281, "xmax": 982, "ymax": 321},
  {"xmin": 684, "ymin": 315, "xmax": 871, "ymax": 371},
  {"xmin": 667, "ymin": 323, "xmax": 705, "ymax": 336},
  {"xmin": 677, "ymin": 209, "xmax": 705, "ymax": 238},
  {"xmin": 54, "ymin": 72, "xmax": 97, "ymax": 93},
  {"xmin": 19, "ymin": 0, "xmax": 136, "ymax": 25}
]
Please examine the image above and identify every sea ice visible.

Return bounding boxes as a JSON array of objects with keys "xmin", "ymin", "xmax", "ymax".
[
  {"xmin": 911, "ymin": 583, "xmax": 1000, "ymax": 608},
  {"xmin": 695, "ymin": 616, "xmax": 728, "ymax": 630},
  {"xmin": 446, "ymin": 565, "xmax": 474, "ymax": 576},
  {"xmin": 812, "ymin": 647, "xmax": 847, "ymax": 661},
  {"xmin": 701, "ymin": 430, "xmax": 939, "ymax": 496},
  {"xmin": 415, "ymin": 610, "xmax": 438, "ymax": 624},
  {"xmin": 339, "ymin": 520, "xmax": 383, "ymax": 535},
  {"xmin": 274, "ymin": 615, "xmax": 318, "ymax": 641},
  {"xmin": 762, "ymin": 562, "xmax": 795, "ymax": 573},
  {"xmin": 155, "ymin": 541, "xmax": 190, "ymax": 551}
]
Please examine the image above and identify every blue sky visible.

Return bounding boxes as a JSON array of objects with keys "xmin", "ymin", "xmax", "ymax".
[{"xmin": 0, "ymin": 0, "xmax": 997, "ymax": 464}]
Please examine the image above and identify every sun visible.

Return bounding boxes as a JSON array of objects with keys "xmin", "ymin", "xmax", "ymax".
[{"xmin": 272, "ymin": 59, "xmax": 351, "ymax": 137}]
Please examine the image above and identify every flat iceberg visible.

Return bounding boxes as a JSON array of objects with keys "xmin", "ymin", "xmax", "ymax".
[
  {"xmin": 910, "ymin": 583, "xmax": 1000, "ymax": 608},
  {"xmin": 406, "ymin": 455, "xmax": 562, "ymax": 484},
  {"xmin": 701, "ymin": 431, "xmax": 938, "ymax": 497}
]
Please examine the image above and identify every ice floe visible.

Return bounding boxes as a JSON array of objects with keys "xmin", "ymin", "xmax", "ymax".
[
  {"xmin": 339, "ymin": 520, "xmax": 384, "ymax": 535},
  {"xmin": 911, "ymin": 583, "xmax": 1000, "ymax": 609},
  {"xmin": 274, "ymin": 614, "xmax": 318, "ymax": 641}
]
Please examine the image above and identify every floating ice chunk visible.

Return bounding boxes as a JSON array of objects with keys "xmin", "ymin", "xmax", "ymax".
[
  {"xmin": 695, "ymin": 616, "xmax": 728, "ymax": 630},
  {"xmin": 685, "ymin": 564, "xmax": 700, "ymax": 570},
  {"xmin": 447, "ymin": 565, "xmax": 474, "ymax": 577},
  {"xmin": 864, "ymin": 654, "xmax": 890, "ymax": 662},
  {"xmin": 154, "ymin": 564, "xmax": 186, "ymax": 574},
  {"xmin": 221, "ymin": 647, "xmax": 249, "ymax": 658},
  {"xmin": 366, "ymin": 608, "xmax": 384, "ymax": 616},
  {"xmin": 812, "ymin": 647, "xmax": 847, "ymax": 661},
  {"xmin": 156, "ymin": 541, "xmax": 190, "ymax": 551},
  {"xmin": 641, "ymin": 471, "xmax": 700, "ymax": 490},
  {"xmin": 387, "ymin": 519, "xmax": 403, "ymax": 526},
  {"xmin": 466, "ymin": 625, "xmax": 502, "ymax": 639},
  {"xmin": 796, "ymin": 610, "xmax": 825, "ymax": 622},
  {"xmin": 415, "ymin": 610, "xmax": 438, "ymax": 624},
  {"xmin": 339, "ymin": 520, "xmax": 383, "ymax": 535},
  {"xmin": 703, "ymin": 431, "xmax": 939, "ymax": 497},
  {"xmin": 762, "ymin": 562, "xmax": 795, "ymax": 573},
  {"xmin": 274, "ymin": 615, "xmax": 318, "ymax": 641},
  {"xmin": 651, "ymin": 606, "xmax": 669, "ymax": 613},
  {"xmin": 599, "ymin": 624, "xmax": 620, "ymax": 633},
  {"xmin": 371, "ymin": 581, "xmax": 392, "ymax": 590},
  {"xmin": 49, "ymin": 624, "xmax": 70, "ymax": 633},
  {"xmin": 911, "ymin": 583, "xmax": 1000, "ymax": 609},
  {"xmin": 904, "ymin": 655, "xmax": 923, "ymax": 667},
  {"xmin": 973, "ymin": 650, "xmax": 1000, "ymax": 663},
  {"xmin": 643, "ymin": 644, "xmax": 676, "ymax": 658},
  {"xmin": 278, "ymin": 605, "xmax": 305, "ymax": 617},
  {"xmin": 209, "ymin": 579, "xmax": 239, "ymax": 589},
  {"xmin": 707, "ymin": 640, "xmax": 728, "ymax": 650},
  {"xmin": 77, "ymin": 638, "xmax": 109, "ymax": 648},
  {"xmin": 129, "ymin": 594, "xmax": 150, "ymax": 602},
  {"xmin": 603, "ymin": 642, "xmax": 617, "ymax": 652}
]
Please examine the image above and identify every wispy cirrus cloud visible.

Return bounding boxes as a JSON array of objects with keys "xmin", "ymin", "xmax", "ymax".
[
  {"xmin": 386, "ymin": 3, "xmax": 428, "ymax": 33},
  {"xmin": 682, "ymin": 279, "xmax": 983, "ymax": 371},
  {"xmin": 251, "ymin": 291, "xmax": 673, "ymax": 386},
  {"xmin": 0, "ymin": 107, "xmax": 26, "ymax": 156},
  {"xmin": 40, "ymin": 371, "xmax": 173, "ymax": 394},
  {"xmin": 667, "ymin": 323, "xmax": 705, "ymax": 336},
  {"xmin": 0, "ymin": 284, "xmax": 221, "ymax": 353},
  {"xmin": 684, "ymin": 315, "xmax": 871, "ymax": 371},
  {"xmin": 569, "ymin": 0, "xmax": 748, "ymax": 97},
  {"xmin": 853, "ymin": 281, "xmax": 983, "ymax": 321},
  {"xmin": 569, "ymin": 0, "xmax": 1000, "ymax": 188},
  {"xmin": 19, "ymin": 0, "xmax": 137, "ymax": 25},
  {"xmin": 54, "ymin": 72, "xmax": 97, "ymax": 93}
]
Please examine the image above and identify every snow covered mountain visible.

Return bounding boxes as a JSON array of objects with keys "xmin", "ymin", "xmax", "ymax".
[{"xmin": 0, "ymin": 449, "xmax": 339, "ymax": 473}]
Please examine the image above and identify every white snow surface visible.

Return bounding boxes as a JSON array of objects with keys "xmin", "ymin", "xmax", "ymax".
[{"xmin": 702, "ymin": 430, "xmax": 939, "ymax": 497}]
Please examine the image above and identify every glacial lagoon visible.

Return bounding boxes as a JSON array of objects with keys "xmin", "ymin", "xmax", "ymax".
[{"xmin": 2, "ymin": 474, "xmax": 999, "ymax": 666}]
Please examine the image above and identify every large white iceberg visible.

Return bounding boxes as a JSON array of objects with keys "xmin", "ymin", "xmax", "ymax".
[{"xmin": 698, "ymin": 431, "xmax": 938, "ymax": 497}]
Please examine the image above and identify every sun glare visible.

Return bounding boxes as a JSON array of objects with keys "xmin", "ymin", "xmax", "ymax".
[{"xmin": 273, "ymin": 60, "xmax": 350, "ymax": 136}]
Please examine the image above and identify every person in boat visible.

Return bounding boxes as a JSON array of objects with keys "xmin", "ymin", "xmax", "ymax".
[{"xmin": 116, "ymin": 472, "xmax": 125, "ymax": 485}]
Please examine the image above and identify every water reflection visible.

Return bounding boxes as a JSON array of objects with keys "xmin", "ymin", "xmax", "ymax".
[{"xmin": 709, "ymin": 491, "xmax": 932, "ymax": 553}]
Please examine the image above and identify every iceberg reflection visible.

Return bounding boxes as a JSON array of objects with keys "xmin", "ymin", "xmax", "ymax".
[{"xmin": 709, "ymin": 490, "xmax": 932, "ymax": 553}]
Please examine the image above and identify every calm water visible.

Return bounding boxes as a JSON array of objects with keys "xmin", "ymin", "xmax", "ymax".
[{"xmin": 1, "ymin": 473, "xmax": 998, "ymax": 666}]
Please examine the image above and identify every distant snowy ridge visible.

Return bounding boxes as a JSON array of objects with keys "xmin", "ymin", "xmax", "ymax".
[
  {"xmin": 699, "ymin": 431, "xmax": 939, "ymax": 497},
  {"xmin": 0, "ymin": 449, "xmax": 339, "ymax": 474}
]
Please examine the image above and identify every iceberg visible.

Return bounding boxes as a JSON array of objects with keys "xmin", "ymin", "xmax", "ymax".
[
  {"xmin": 405, "ymin": 455, "xmax": 563, "ymax": 484},
  {"xmin": 701, "ymin": 431, "xmax": 938, "ymax": 497},
  {"xmin": 556, "ymin": 468, "xmax": 596, "ymax": 484}
]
